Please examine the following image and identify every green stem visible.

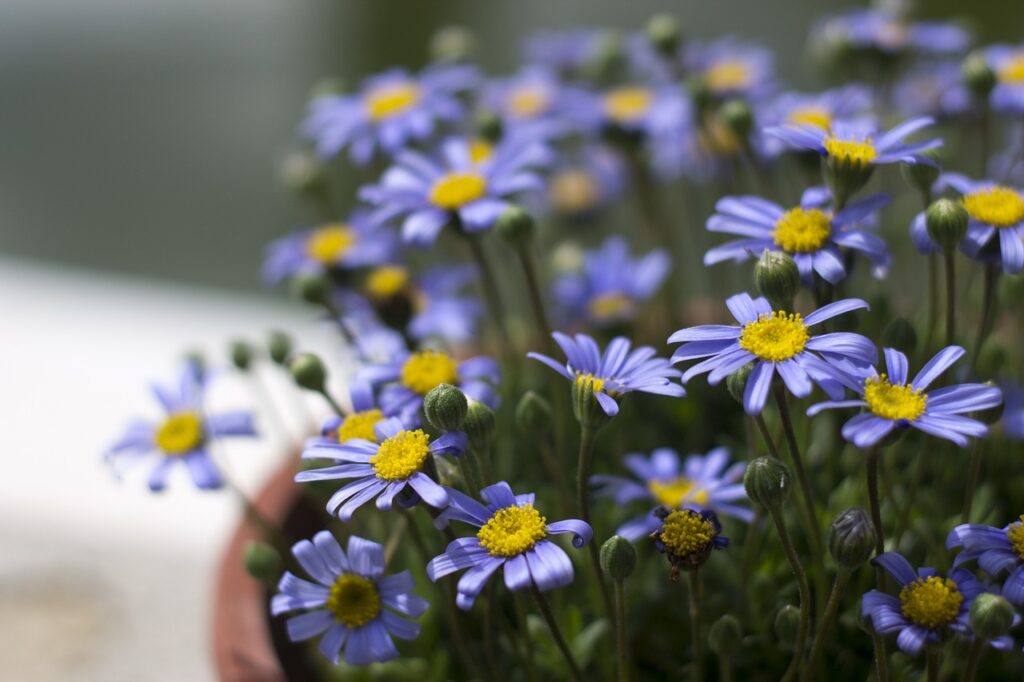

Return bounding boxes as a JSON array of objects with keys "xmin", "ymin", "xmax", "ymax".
[
  {"xmin": 531, "ymin": 587, "xmax": 585, "ymax": 682},
  {"xmin": 926, "ymin": 252, "xmax": 938, "ymax": 356},
  {"xmin": 961, "ymin": 440, "xmax": 985, "ymax": 523},
  {"xmin": 316, "ymin": 388, "xmax": 345, "ymax": 418},
  {"xmin": 614, "ymin": 579, "xmax": 629, "ymax": 682},
  {"xmin": 766, "ymin": 505, "xmax": 810, "ymax": 682},
  {"xmin": 577, "ymin": 425, "xmax": 616, "ymax": 620},
  {"xmin": 688, "ymin": 570, "xmax": 704, "ymax": 682},
  {"xmin": 871, "ymin": 634, "xmax": 890, "ymax": 682},
  {"xmin": 970, "ymin": 264, "xmax": 999, "ymax": 372},
  {"xmin": 754, "ymin": 415, "xmax": 782, "ymax": 459},
  {"xmin": 866, "ymin": 446, "xmax": 886, "ymax": 567},
  {"xmin": 803, "ymin": 570, "xmax": 850, "ymax": 678},
  {"xmin": 943, "ymin": 249, "xmax": 956, "ymax": 346},
  {"xmin": 963, "ymin": 638, "xmax": 985, "ymax": 682},
  {"xmin": 484, "ymin": 583, "xmax": 506, "ymax": 682},
  {"xmin": 462, "ymin": 231, "xmax": 512, "ymax": 362},
  {"xmin": 720, "ymin": 657, "xmax": 733, "ymax": 682},
  {"xmin": 517, "ymin": 245, "xmax": 554, "ymax": 350},
  {"xmin": 927, "ymin": 648, "xmax": 942, "ymax": 682},
  {"xmin": 514, "ymin": 591, "xmax": 539, "ymax": 682}
]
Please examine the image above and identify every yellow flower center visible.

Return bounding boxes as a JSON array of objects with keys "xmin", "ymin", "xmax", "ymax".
[
  {"xmin": 477, "ymin": 504, "xmax": 548, "ymax": 557},
  {"xmin": 366, "ymin": 266, "xmax": 410, "ymax": 299},
  {"xmin": 961, "ymin": 186, "xmax": 1024, "ymax": 228},
  {"xmin": 1006, "ymin": 516, "xmax": 1024, "ymax": 560},
  {"xmin": 824, "ymin": 137, "xmax": 877, "ymax": 165},
  {"xmin": 603, "ymin": 86, "xmax": 653, "ymax": 123},
  {"xmin": 549, "ymin": 170, "xmax": 599, "ymax": 214},
  {"xmin": 773, "ymin": 207, "xmax": 832, "ymax": 253},
  {"xmin": 370, "ymin": 429, "xmax": 430, "ymax": 481},
  {"xmin": 588, "ymin": 292, "xmax": 633, "ymax": 320},
  {"xmin": 698, "ymin": 115, "xmax": 742, "ymax": 157},
  {"xmin": 429, "ymin": 172, "xmax": 488, "ymax": 209},
  {"xmin": 738, "ymin": 312, "xmax": 809, "ymax": 362},
  {"xmin": 337, "ymin": 408, "xmax": 385, "ymax": 443},
  {"xmin": 999, "ymin": 53, "xmax": 1024, "ymax": 84},
  {"xmin": 704, "ymin": 60, "xmax": 750, "ymax": 93},
  {"xmin": 508, "ymin": 87, "xmax": 549, "ymax": 119},
  {"xmin": 786, "ymin": 107, "xmax": 832, "ymax": 131},
  {"xmin": 468, "ymin": 139, "xmax": 494, "ymax": 164},
  {"xmin": 575, "ymin": 372, "xmax": 607, "ymax": 394},
  {"xmin": 155, "ymin": 412, "xmax": 204, "ymax": 455},
  {"xmin": 863, "ymin": 374, "xmax": 927, "ymax": 421},
  {"xmin": 648, "ymin": 477, "xmax": 710, "ymax": 509},
  {"xmin": 326, "ymin": 574, "xmax": 381, "ymax": 628},
  {"xmin": 365, "ymin": 82, "xmax": 421, "ymax": 121},
  {"xmin": 306, "ymin": 225, "xmax": 357, "ymax": 264},
  {"xmin": 659, "ymin": 509, "xmax": 715, "ymax": 557},
  {"xmin": 899, "ymin": 576, "xmax": 963, "ymax": 629},
  {"xmin": 400, "ymin": 350, "xmax": 459, "ymax": 395}
]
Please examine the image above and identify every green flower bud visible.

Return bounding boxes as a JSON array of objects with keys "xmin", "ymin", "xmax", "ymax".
[
  {"xmin": 754, "ymin": 250, "xmax": 800, "ymax": 311},
  {"xmin": 962, "ymin": 52, "xmax": 996, "ymax": 100},
  {"xmin": 424, "ymin": 383, "xmax": 469, "ymax": 432},
  {"xmin": 244, "ymin": 541, "xmax": 282, "ymax": 584},
  {"xmin": 464, "ymin": 399, "xmax": 496, "ymax": 453},
  {"xmin": 586, "ymin": 30, "xmax": 626, "ymax": 84},
  {"xmin": 969, "ymin": 593, "xmax": 1015, "ymax": 641},
  {"xmin": 600, "ymin": 535, "xmax": 637, "ymax": 580},
  {"xmin": 515, "ymin": 390, "xmax": 553, "ymax": 435},
  {"xmin": 430, "ymin": 25, "xmax": 476, "ymax": 63},
  {"xmin": 708, "ymin": 614, "xmax": 743, "ymax": 657},
  {"xmin": 687, "ymin": 76, "xmax": 713, "ymax": 113},
  {"xmin": 230, "ymin": 340, "xmax": 254, "ymax": 372},
  {"xmin": 720, "ymin": 98, "xmax": 754, "ymax": 141},
  {"xmin": 495, "ymin": 205, "xmax": 535, "ymax": 247},
  {"xmin": 900, "ymin": 148, "xmax": 942, "ymax": 200},
  {"xmin": 726, "ymin": 363, "xmax": 754, "ymax": 405},
  {"xmin": 880, "ymin": 318, "xmax": 917, "ymax": 356},
  {"xmin": 475, "ymin": 109, "xmax": 503, "ymax": 143},
  {"xmin": 774, "ymin": 605, "xmax": 801, "ymax": 645},
  {"xmin": 646, "ymin": 13, "xmax": 681, "ymax": 55},
  {"xmin": 290, "ymin": 353, "xmax": 327, "ymax": 393},
  {"xmin": 279, "ymin": 151, "xmax": 328, "ymax": 199},
  {"xmin": 743, "ymin": 456, "xmax": 792, "ymax": 510},
  {"xmin": 926, "ymin": 198, "xmax": 969, "ymax": 250},
  {"xmin": 827, "ymin": 507, "xmax": 876, "ymax": 572},
  {"xmin": 292, "ymin": 272, "xmax": 331, "ymax": 306},
  {"xmin": 267, "ymin": 330, "xmax": 293, "ymax": 366},
  {"xmin": 572, "ymin": 377, "xmax": 615, "ymax": 432}
]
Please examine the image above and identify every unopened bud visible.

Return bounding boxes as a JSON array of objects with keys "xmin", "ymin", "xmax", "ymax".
[
  {"xmin": 244, "ymin": 541, "xmax": 283, "ymax": 584},
  {"xmin": 969, "ymin": 593, "xmax": 1015, "ymax": 641},
  {"xmin": 424, "ymin": 384, "xmax": 469, "ymax": 432},
  {"xmin": 430, "ymin": 26, "xmax": 476, "ymax": 63},
  {"xmin": 720, "ymin": 98, "xmax": 754, "ymax": 140},
  {"xmin": 267, "ymin": 330, "xmax": 293, "ymax": 366},
  {"xmin": 292, "ymin": 273, "xmax": 331, "ymax": 305},
  {"xmin": 926, "ymin": 198, "xmax": 969, "ymax": 250},
  {"xmin": 230, "ymin": 340, "xmax": 254, "ymax": 372},
  {"xmin": 290, "ymin": 353, "xmax": 327, "ymax": 393},
  {"xmin": 727, "ymin": 364, "xmax": 754, "ymax": 405},
  {"xmin": 754, "ymin": 250, "xmax": 800, "ymax": 311},
  {"xmin": 495, "ymin": 205, "xmax": 535, "ymax": 247},
  {"xmin": 774, "ymin": 605, "xmax": 801, "ymax": 645},
  {"xmin": 962, "ymin": 52, "xmax": 996, "ymax": 100},
  {"xmin": 516, "ymin": 390, "xmax": 553, "ymax": 435},
  {"xmin": 708, "ymin": 614, "xmax": 743, "ymax": 657},
  {"xmin": 743, "ymin": 456, "xmax": 791, "ymax": 510},
  {"xmin": 828, "ymin": 507, "xmax": 876, "ymax": 571},
  {"xmin": 646, "ymin": 14, "xmax": 681, "ymax": 55},
  {"xmin": 464, "ymin": 399, "xmax": 496, "ymax": 453},
  {"xmin": 901, "ymin": 148, "xmax": 942, "ymax": 200},
  {"xmin": 600, "ymin": 535, "xmax": 637, "ymax": 580}
]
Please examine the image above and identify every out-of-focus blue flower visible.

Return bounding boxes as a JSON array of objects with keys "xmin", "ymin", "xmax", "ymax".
[
  {"xmin": 307, "ymin": 381, "xmax": 390, "ymax": 448},
  {"xmin": 591, "ymin": 447, "xmax": 751, "ymax": 542},
  {"xmin": 669, "ymin": 293, "xmax": 874, "ymax": 415},
  {"xmin": 949, "ymin": 516, "xmax": 1024, "ymax": 609},
  {"xmin": 481, "ymin": 67, "xmax": 600, "ymax": 140},
  {"xmin": 427, "ymin": 481, "xmax": 592, "ymax": 609},
  {"xmin": 862, "ymin": 552, "xmax": 981, "ymax": 657},
  {"xmin": 106, "ymin": 363, "xmax": 256, "ymax": 491},
  {"xmin": 941, "ymin": 173, "xmax": 1024, "ymax": 273},
  {"xmin": 704, "ymin": 189, "xmax": 890, "ymax": 284},
  {"xmin": 685, "ymin": 37, "xmax": 777, "ymax": 102},
  {"xmin": 544, "ymin": 143, "xmax": 627, "ymax": 218},
  {"xmin": 758, "ymin": 85, "xmax": 874, "ymax": 156},
  {"xmin": 892, "ymin": 61, "xmax": 971, "ymax": 119},
  {"xmin": 980, "ymin": 45, "xmax": 1024, "ymax": 113},
  {"xmin": 597, "ymin": 83, "xmax": 681, "ymax": 137},
  {"xmin": 302, "ymin": 65, "xmax": 477, "ymax": 165},
  {"xmin": 815, "ymin": 10, "xmax": 970, "ymax": 56},
  {"xmin": 809, "ymin": 346, "xmax": 1002, "ymax": 448},
  {"xmin": 359, "ymin": 137, "xmax": 551, "ymax": 246},
  {"xmin": 529, "ymin": 333, "xmax": 686, "ymax": 417},
  {"xmin": 296, "ymin": 417, "xmax": 466, "ymax": 520},
  {"xmin": 522, "ymin": 29, "xmax": 604, "ymax": 75},
  {"xmin": 767, "ymin": 116, "xmax": 941, "ymax": 168},
  {"xmin": 553, "ymin": 236, "xmax": 670, "ymax": 327},
  {"xmin": 1001, "ymin": 381, "xmax": 1024, "ymax": 440},
  {"xmin": 271, "ymin": 532, "xmax": 428, "ymax": 665}
]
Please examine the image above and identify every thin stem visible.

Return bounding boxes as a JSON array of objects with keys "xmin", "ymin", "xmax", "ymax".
[
  {"xmin": 577, "ymin": 425, "xmax": 616, "ymax": 620},
  {"xmin": 970, "ymin": 264, "xmax": 999, "ymax": 372},
  {"xmin": 317, "ymin": 388, "xmax": 345, "ymax": 418},
  {"xmin": 866, "ymin": 446, "xmax": 886, "ymax": 567},
  {"xmin": 614, "ymin": 579, "xmax": 629, "ymax": 682},
  {"xmin": 961, "ymin": 440, "xmax": 985, "ymax": 523},
  {"xmin": 531, "ymin": 587, "xmax": 585, "ymax": 682},
  {"xmin": 804, "ymin": 570, "xmax": 850, "ymax": 677},
  {"xmin": 926, "ymin": 648, "xmax": 942, "ymax": 682},
  {"xmin": 720, "ymin": 657, "xmax": 733, "ymax": 682},
  {"xmin": 963, "ymin": 638, "xmax": 986, "ymax": 682},
  {"xmin": 871, "ymin": 634, "xmax": 890, "ymax": 682},
  {"xmin": 754, "ymin": 415, "xmax": 782, "ymax": 459},
  {"xmin": 926, "ymin": 252, "xmax": 939, "ymax": 355},
  {"xmin": 688, "ymin": 570, "xmax": 704, "ymax": 682},
  {"xmin": 462, "ymin": 231, "xmax": 512, "ymax": 361},
  {"xmin": 517, "ymin": 245, "xmax": 554, "ymax": 349},
  {"xmin": 766, "ymin": 505, "xmax": 810, "ymax": 682},
  {"xmin": 943, "ymin": 250, "xmax": 956, "ymax": 346},
  {"xmin": 484, "ymin": 583, "xmax": 506, "ymax": 682},
  {"xmin": 514, "ymin": 592, "xmax": 539, "ymax": 682}
]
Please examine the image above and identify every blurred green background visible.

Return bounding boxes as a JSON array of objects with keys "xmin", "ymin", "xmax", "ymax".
[{"xmin": 2, "ymin": 0, "xmax": 1022, "ymax": 290}]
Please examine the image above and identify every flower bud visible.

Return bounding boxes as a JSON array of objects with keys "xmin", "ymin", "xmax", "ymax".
[
  {"xmin": 962, "ymin": 52, "xmax": 996, "ymax": 100},
  {"xmin": 926, "ymin": 198, "xmax": 969, "ymax": 250},
  {"xmin": 969, "ymin": 593, "xmax": 1015, "ymax": 641},
  {"xmin": 743, "ymin": 456, "xmax": 792, "ymax": 510},
  {"xmin": 600, "ymin": 535, "xmax": 637, "ymax": 580},
  {"xmin": 267, "ymin": 330, "xmax": 293, "ymax": 366},
  {"xmin": 720, "ymin": 98, "xmax": 754, "ymax": 141},
  {"xmin": 587, "ymin": 31, "xmax": 626, "ymax": 84},
  {"xmin": 727, "ymin": 363, "xmax": 754, "ymax": 405},
  {"xmin": 430, "ymin": 25, "xmax": 476, "ymax": 63},
  {"xmin": 290, "ymin": 353, "xmax": 327, "ymax": 393},
  {"xmin": 515, "ymin": 390, "xmax": 553, "ymax": 435},
  {"xmin": 475, "ymin": 109, "xmax": 503, "ymax": 143},
  {"xmin": 495, "ymin": 205, "xmax": 535, "ymax": 247},
  {"xmin": 900, "ymin": 148, "xmax": 942, "ymax": 200},
  {"xmin": 880, "ymin": 318, "xmax": 917, "ymax": 357},
  {"xmin": 687, "ymin": 77, "xmax": 713, "ymax": 114},
  {"xmin": 424, "ymin": 383, "xmax": 469, "ymax": 432},
  {"xmin": 827, "ymin": 507, "xmax": 876, "ymax": 572},
  {"xmin": 292, "ymin": 272, "xmax": 331, "ymax": 305},
  {"xmin": 279, "ymin": 150, "xmax": 328, "ymax": 199},
  {"xmin": 230, "ymin": 340, "xmax": 254, "ymax": 372},
  {"xmin": 774, "ymin": 605, "xmax": 801, "ymax": 645},
  {"xmin": 754, "ymin": 250, "xmax": 800, "ymax": 311},
  {"xmin": 708, "ymin": 615, "xmax": 743, "ymax": 657},
  {"xmin": 464, "ymin": 399, "xmax": 496, "ymax": 453},
  {"xmin": 646, "ymin": 14, "xmax": 681, "ymax": 55},
  {"xmin": 244, "ymin": 541, "xmax": 282, "ymax": 584}
]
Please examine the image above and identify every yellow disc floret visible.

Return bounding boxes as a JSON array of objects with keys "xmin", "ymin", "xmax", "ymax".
[
  {"xmin": 649, "ymin": 477, "xmax": 710, "ymax": 509},
  {"xmin": 549, "ymin": 170, "xmax": 599, "ymax": 214},
  {"xmin": 366, "ymin": 266, "xmax": 410, "ymax": 299},
  {"xmin": 588, "ymin": 292, "xmax": 633, "ymax": 321},
  {"xmin": 365, "ymin": 82, "xmax": 420, "ymax": 121},
  {"xmin": 508, "ymin": 87, "xmax": 549, "ymax": 119},
  {"xmin": 603, "ymin": 86, "xmax": 653, "ymax": 123},
  {"xmin": 400, "ymin": 350, "xmax": 459, "ymax": 395},
  {"xmin": 1007, "ymin": 516, "xmax": 1024, "ymax": 560},
  {"xmin": 824, "ymin": 137, "xmax": 877, "ymax": 165},
  {"xmin": 704, "ymin": 60, "xmax": 750, "ymax": 93},
  {"xmin": 863, "ymin": 374, "xmax": 927, "ymax": 421},
  {"xmin": 575, "ymin": 372, "xmax": 607, "ymax": 394},
  {"xmin": 307, "ymin": 225, "xmax": 357, "ymax": 264},
  {"xmin": 370, "ymin": 429, "xmax": 431, "ymax": 481},
  {"xmin": 659, "ymin": 509, "xmax": 716, "ymax": 557},
  {"xmin": 155, "ymin": 412, "xmax": 204, "ymax": 455},
  {"xmin": 961, "ymin": 186, "xmax": 1024, "ymax": 228},
  {"xmin": 477, "ymin": 504, "xmax": 548, "ymax": 557},
  {"xmin": 999, "ymin": 53, "xmax": 1024, "ymax": 84},
  {"xmin": 429, "ymin": 172, "xmax": 488, "ymax": 209},
  {"xmin": 468, "ymin": 139, "xmax": 494, "ymax": 164},
  {"xmin": 899, "ymin": 576, "xmax": 963, "ymax": 629},
  {"xmin": 738, "ymin": 312, "xmax": 809, "ymax": 362},
  {"xmin": 337, "ymin": 408, "xmax": 385, "ymax": 443},
  {"xmin": 773, "ymin": 207, "xmax": 832, "ymax": 253},
  {"xmin": 786, "ymin": 107, "xmax": 832, "ymax": 131},
  {"xmin": 326, "ymin": 574, "xmax": 381, "ymax": 628}
]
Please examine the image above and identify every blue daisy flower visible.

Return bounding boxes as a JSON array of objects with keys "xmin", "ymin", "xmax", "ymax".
[
  {"xmin": 703, "ymin": 188, "xmax": 891, "ymax": 285},
  {"xmin": 685, "ymin": 37, "xmax": 777, "ymax": 102},
  {"xmin": 862, "ymin": 552, "xmax": 982, "ymax": 657},
  {"xmin": 949, "ymin": 516, "xmax": 1024, "ymax": 607},
  {"xmin": 306, "ymin": 381, "xmax": 390, "ymax": 449},
  {"xmin": 892, "ymin": 61, "xmax": 971, "ymax": 119},
  {"xmin": 668, "ymin": 293, "xmax": 874, "ymax": 416},
  {"xmin": 481, "ymin": 66, "xmax": 600, "ymax": 141},
  {"xmin": 301, "ymin": 65, "xmax": 477, "ymax": 165},
  {"xmin": 815, "ymin": 10, "xmax": 970, "ymax": 56},
  {"xmin": 528, "ymin": 333, "xmax": 686, "ymax": 417},
  {"xmin": 591, "ymin": 447, "xmax": 751, "ymax": 542},
  {"xmin": 1001, "ymin": 381, "xmax": 1024, "ymax": 441},
  {"xmin": 106, "ymin": 362, "xmax": 256, "ymax": 491},
  {"xmin": 426, "ymin": 481, "xmax": 592, "ymax": 610},
  {"xmin": 359, "ymin": 136, "xmax": 551, "ymax": 246},
  {"xmin": 758, "ymin": 85, "xmax": 874, "ymax": 156},
  {"xmin": 544, "ymin": 143, "xmax": 627, "ymax": 219},
  {"xmin": 808, "ymin": 346, "xmax": 1002, "ymax": 448},
  {"xmin": 940, "ymin": 173, "xmax": 1024, "ymax": 274},
  {"xmin": 271, "ymin": 532, "xmax": 428, "ymax": 666},
  {"xmin": 597, "ymin": 83, "xmax": 681, "ymax": 137},
  {"xmin": 979, "ymin": 45, "xmax": 1024, "ymax": 113},
  {"xmin": 296, "ymin": 417, "xmax": 466, "ymax": 520},
  {"xmin": 766, "ymin": 116, "xmax": 942, "ymax": 168},
  {"xmin": 553, "ymin": 236, "xmax": 670, "ymax": 327}
]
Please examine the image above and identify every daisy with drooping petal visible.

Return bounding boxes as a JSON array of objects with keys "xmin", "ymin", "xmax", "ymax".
[
  {"xmin": 808, "ymin": 346, "xmax": 1002, "ymax": 448},
  {"xmin": 106, "ymin": 362, "xmax": 256, "ymax": 492},
  {"xmin": 766, "ymin": 116, "xmax": 941, "ymax": 169},
  {"xmin": 301, "ymin": 65, "xmax": 477, "ymax": 165},
  {"xmin": 528, "ymin": 333, "xmax": 686, "ymax": 417},
  {"xmin": 271, "ymin": 532, "xmax": 428, "ymax": 666},
  {"xmin": 359, "ymin": 136, "xmax": 551, "ymax": 246},
  {"xmin": 426, "ymin": 481, "xmax": 592, "ymax": 609},
  {"xmin": 862, "ymin": 552, "xmax": 982, "ymax": 657},
  {"xmin": 296, "ymin": 417, "xmax": 466, "ymax": 521},
  {"xmin": 703, "ymin": 189, "xmax": 891, "ymax": 285},
  {"xmin": 591, "ymin": 447, "xmax": 751, "ymax": 541},
  {"xmin": 949, "ymin": 516, "xmax": 1024, "ymax": 607},
  {"xmin": 650, "ymin": 507, "xmax": 729, "ymax": 579},
  {"xmin": 668, "ymin": 293, "xmax": 875, "ymax": 416},
  {"xmin": 941, "ymin": 173, "xmax": 1024, "ymax": 274},
  {"xmin": 553, "ymin": 236, "xmax": 670, "ymax": 327}
]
